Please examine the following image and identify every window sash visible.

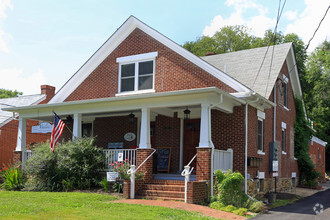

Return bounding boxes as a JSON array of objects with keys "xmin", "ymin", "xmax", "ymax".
[
  {"xmin": 257, "ymin": 120, "xmax": 263, "ymax": 151},
  {"xmin": 119, "ymin": 60, "xmax": 154, "ymax": 93},
  {"xmin": 282, "ymin": 129, "xmax": 286, "ymax": 152},
  {"xmin": 283, "ymin": 83, "xmax": 288, "ymax": 107}
]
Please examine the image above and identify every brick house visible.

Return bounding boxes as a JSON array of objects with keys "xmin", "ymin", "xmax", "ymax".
[
  {"xmin": 0, "ymin": 85, "xmax": 55, "ymax": 165},
  {"xmin": 309, "ymin": 136, "xmax": 327, "ymax": 182},
  {"xmin": 4, "ymin": 16, "xmax": 303, "ymax": 203}
]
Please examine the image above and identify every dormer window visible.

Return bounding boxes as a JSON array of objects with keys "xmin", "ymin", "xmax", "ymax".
[{"xmin": 117, "ymin": 52, "xmax": 157, "ymax": 95}]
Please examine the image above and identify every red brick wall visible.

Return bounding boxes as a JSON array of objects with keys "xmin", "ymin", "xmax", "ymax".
[
  {"xmin": 0, "ymin": 119, "xmax": 50, "ymax": 165},
  {"xmin": 65, "ymin": 28, "xmax": 236, "ymax": 102},
  {"xmin": 154, "ymin": 115, "xmax": 180, "ymax": 173},
  {"xmin": 196, "ymin": 148, "xmax": 212, "ymax": 181},
  {"xmin": 309, "ymin": 141, "xmax": 326, "ymax": 182},
  {"xmin": 211, "ymin": 107, "xmax": 245, "ymax": 174},
  {"xmin": 93, "ymin": 116, "xmax": 138, "ymax": 149},
  {"xmin": 137, "ymin": 148, "xmax": 154, "ymax": 183}
]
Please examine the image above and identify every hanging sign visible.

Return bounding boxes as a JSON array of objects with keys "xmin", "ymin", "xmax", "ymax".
[
  {"xmin": 273, "ymin": 172, "xmax": 278, "ymax": 177},
  {"xmin": 272, "ymin": 161, "xmax": 278, "ymax": 172},
  {"xmin": 107, "ymin": 172, "xmax": 118, "ymax": 182},
  {"xmin": 31, "ymin": 122, "xmax": 52, "ymax": 133},
  {"xmin": 118, "ymin": 152, "xmax": 123, "ymax": 162}
]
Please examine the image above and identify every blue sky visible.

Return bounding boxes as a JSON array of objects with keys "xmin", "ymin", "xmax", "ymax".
[{"xmin": 0, "ymin": 0, "xmax": 329, "ymax": 95}]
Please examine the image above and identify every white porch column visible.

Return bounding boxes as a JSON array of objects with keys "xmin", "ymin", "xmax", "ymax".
[
  {"xmin": 179, "ymin": 118, "xmax": 184, "ymax": 170},
  {"xmin": 139, "ymin": 108, "xmax": 151, "ymax": 148},
  {"xmin": 199, "ymin": 104, "xmax": 212, "ymax": 148},
  {"xmin": 16, "ymin": 117, "xmax": 26, "ymax": 152},
  {"xmin": 72, "ymin": 113, "xmax": 82, "ymax": 140}
]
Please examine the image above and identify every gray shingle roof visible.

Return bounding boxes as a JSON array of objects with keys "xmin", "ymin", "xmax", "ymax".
[
  {"xmin": 201, "ymin": 43, "xmax": 292, "ymax": 98},
  {"xmin": 0, "ymin": 94, "xmax": 45, "ymax": 126}
]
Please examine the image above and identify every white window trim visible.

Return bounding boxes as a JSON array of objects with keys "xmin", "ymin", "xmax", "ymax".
[
  {"xmin": 117, "ymin": 52, "xmax": 157, "ymax": 95},
  {"xmin": 257, "ymin": 118, "xmax": 264, "ymax": 153},
  {"xmin": 281, "ymin": 126, "xmax": 286, "ymax": 154}
]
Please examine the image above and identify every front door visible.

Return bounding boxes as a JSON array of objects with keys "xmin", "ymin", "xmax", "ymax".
[{"xmin": 183, "ymin": 119, "xmax": 200, "ymax": 167}]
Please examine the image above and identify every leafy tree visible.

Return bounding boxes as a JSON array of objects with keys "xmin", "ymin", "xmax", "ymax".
[
  {"xmin": 0, "ymin": 89, "xmax": 23, "ymax": 98},
  {"xmin": 304, "ymin": 41, "xmax": 330, "ymax": 169}
]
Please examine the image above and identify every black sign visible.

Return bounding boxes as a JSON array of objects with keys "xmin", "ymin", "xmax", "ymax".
[{"xmin": 157, "ymin": 147, "xmax": 171, "ymax": 172}]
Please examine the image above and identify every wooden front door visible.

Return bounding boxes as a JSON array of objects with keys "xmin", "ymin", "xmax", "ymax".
[{"xmin": 183, "ymin": 119, "xmax": 200, "ymax": 167}]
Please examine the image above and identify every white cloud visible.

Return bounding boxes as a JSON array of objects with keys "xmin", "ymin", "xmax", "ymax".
[
  {"xmin": 203, "ymin": 0, "xmax": 275, "ymax": 38},
  {"xmin": 285, "ymin": 0, "xmax": 330, "ymax": 52},
  {"xmin": 0, "ymin": 0, "xmax": 12, "ymax": 53},
  {"xmin": 0, "ymin": 67, "xmax": 47, "ymax": 95},
  {"xmin": 284, "ymin": 10, "xmax": 297, "ymax": 21}
]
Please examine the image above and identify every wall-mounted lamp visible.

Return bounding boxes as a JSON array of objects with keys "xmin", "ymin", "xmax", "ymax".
[
  {"xmin": 128, "ymin": 112, "xmax": 135, "ymax": 124},
  {"xmin": 184, "ymin": 107, "xmax": 191, "ymax": 120}
]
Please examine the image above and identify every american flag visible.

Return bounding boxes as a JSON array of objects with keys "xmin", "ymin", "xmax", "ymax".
[{"xmin": 50, "ymin": 112, "xmax": 65, "ymax": 152}]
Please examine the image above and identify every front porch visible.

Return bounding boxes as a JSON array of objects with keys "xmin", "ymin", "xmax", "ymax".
[{"xmin": 9, "ymin": 87, "xmax": 242, "ymax": 203}]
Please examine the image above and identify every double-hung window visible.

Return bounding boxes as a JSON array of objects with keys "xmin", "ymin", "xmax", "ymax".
[
  {"xmin": 281, "ymin": 122, "xmax": 287, "ymax": 154},
  {"xmin": 117, "ymin": 52, "xmax": 157, "ymax": 94},
  {"xmin": 257, "ymin": 110, "xmax": 265, "ymax": 154},
  {"xmin": 282, "ymin": 74, "xmax": 289, "ymax": 108}
]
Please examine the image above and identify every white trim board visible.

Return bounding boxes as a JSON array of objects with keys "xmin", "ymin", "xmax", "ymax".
[{"xmin": 49, "ymin": 16, "xmax": 250, "ymax": 104}]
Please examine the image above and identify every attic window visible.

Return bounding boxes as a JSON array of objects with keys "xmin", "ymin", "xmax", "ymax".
[{"xmin": 116, "ymin": 52, "xmax": 157, "ymax": 95}]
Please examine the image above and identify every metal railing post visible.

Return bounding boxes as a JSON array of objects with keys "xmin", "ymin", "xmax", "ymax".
[
  {"xmin": 184, "ymin": 165, "xmax": 190, "ymax": 203},
  {"xmin": 129, "ymin": 165, "xmax": 136, "ymax": 199}
]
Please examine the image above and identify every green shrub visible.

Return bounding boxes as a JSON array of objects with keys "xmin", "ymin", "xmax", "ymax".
[
  {"xmin": 0, "ymin": 164, "xmax": 24, "ymax": 190},
  {"xmin": 249, "ymin": 201, "xmax": 265, "ymax": 213},
  {"xmin": 215, "ymin": 170, "xmax": 248, "ymax": 208},
  {"xmin": 233, "ymin": 208, "xmax": 248, "ymax": 216},
  {"xmin": 100, "ymin": 177, "xmax": 109, "ymax": 192},
  {"xmin": 24, "ymin": 138, "xmax": 105, "ymax": 191},
  {"xmin": 224, "ymin": 205, "xmax": 237, "ymax": 212}
]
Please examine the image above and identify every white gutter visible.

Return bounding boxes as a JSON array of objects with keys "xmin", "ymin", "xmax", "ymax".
[{"xmin": 273, "ymin": 85, "xmax": 276, "ymax": 142}]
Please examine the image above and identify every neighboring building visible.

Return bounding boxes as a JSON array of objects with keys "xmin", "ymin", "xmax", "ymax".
[
  {"xmin": 0, "ymin": 85, "xmax": 55, "ymax": 165},
  {"xmin": 309, "ymin": 136, "xmax": 327, "ymax": 182},
  {"xmin": 4, "ymin": 16, "xmax": 302, "ymax": 203}
]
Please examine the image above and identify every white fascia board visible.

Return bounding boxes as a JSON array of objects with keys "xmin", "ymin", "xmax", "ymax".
[
  {"xmin": 287, "ymin": 47, "xmax": 302, "ymax": 98},
  {"xmin": 49, "ymin": 16, "xmax": 250, "ymax": 104},
  {"xmin": 116, "ymin": 52, "xmax": 158, "ymax": 63},
  {"xmin": 311, "ymin": 136, "xmax": 327, "ymax": 147}
]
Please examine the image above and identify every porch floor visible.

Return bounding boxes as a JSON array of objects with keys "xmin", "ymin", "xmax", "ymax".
[{"xmin": 153, "ymin": 173, "xmax": 197, "ymax": 181}]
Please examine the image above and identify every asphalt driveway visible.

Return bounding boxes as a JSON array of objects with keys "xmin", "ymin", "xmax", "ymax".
[{"xmin": 253, "ymin": 189, "xmax": 330, "ymax": 220}]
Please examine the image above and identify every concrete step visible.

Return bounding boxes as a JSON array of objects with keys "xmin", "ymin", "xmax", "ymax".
[{"xmin": 149, "ymin": 179, "xmax": 185, "ymax": 185}]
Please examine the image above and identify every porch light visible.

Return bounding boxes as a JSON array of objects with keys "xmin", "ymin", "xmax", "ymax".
[
  {"xmin": 128, "ymin": 112, "xmax": 135, "ymax": 124},
  {"xmin": 184, "ymin": 107, "xmax": 191, "ymax": 120}
]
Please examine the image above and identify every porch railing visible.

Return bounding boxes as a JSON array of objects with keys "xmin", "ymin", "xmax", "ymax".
[
  {"xmin": 181, "ymin": 153, "xmax": 197, "ymax": 203},
  {"xmin": 213, "ymin": 148, "xmax": 233, "ymax": 172},
  {"xmin": 24, "ymin": 150, "xmax": 33, "ymax": 162},
  {"xmin": 103, "ymin": 149, "xmax": 137, "ymax": 171}
]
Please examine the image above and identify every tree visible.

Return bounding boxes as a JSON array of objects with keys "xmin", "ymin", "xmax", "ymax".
[
  {"xmin": 304, "ymin": 41, "xmax": 330, "ymax": 169},
  {"xmin": 0, "ymin": 89, "xmax": 23, "ymax": 98}
]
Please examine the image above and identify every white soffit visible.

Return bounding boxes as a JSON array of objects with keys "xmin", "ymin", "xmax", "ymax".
[{"xmin": 49, "ymin": 16, "xmax": 250, "ymax": 103}]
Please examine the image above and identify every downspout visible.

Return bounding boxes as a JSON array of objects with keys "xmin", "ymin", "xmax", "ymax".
[
  {"xmin": 210, "ymin": 94, "xmax": 223, "ymax": 197},
  {"xmin": 245, "ymin": 97, "xmax": 259, "ymax": 194}
]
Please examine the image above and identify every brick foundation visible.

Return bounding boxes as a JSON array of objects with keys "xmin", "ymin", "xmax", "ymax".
[
  {"xmin": 136, "ymin": 148, "xmax": 154, "ymax": 183},
  {"xmin": 123, "ymin": 180, "xmax": 130, "ymax": 199},
  {"xmin": 187, "ymin": 181, "xmax": 207, "ymax": 204},
  {"xmin": 13, "ymin": 151, "xmax": 22, "ymax": 164}
]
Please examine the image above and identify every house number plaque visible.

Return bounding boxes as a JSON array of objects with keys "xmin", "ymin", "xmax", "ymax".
[{"xmin": 124, "ymin": 132, "xmax": 136, "ymax": 141}]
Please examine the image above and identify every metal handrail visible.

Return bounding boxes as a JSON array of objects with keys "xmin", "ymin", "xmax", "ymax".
[
  {"xmin": 181, "ymin": 153, "xmax": 197, "ymax": 203},
  {"xmin": 127, "ymin": 148, "xmax": 156, "ymax": 199},
  {"xmin": 127, "ymin": 148, "xmax": 156, "ymax": 175}
]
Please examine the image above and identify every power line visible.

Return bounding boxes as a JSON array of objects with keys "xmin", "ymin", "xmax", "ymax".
[
  {"xmin": 305, "ymin": 5, "xmax": 330, "ymax": 51},
  {"xmin": 252, "ymin": 0, "xmax": 286, "ymax": 90}
]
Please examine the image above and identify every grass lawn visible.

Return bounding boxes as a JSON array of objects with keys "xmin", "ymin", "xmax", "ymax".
[
  {"xmin": 0, "ymin": 191, "xmax": 214, "ymax": 219},
  {"xmin": 270, "ymin": 197, "xmax": 302, "ymax": 209}
]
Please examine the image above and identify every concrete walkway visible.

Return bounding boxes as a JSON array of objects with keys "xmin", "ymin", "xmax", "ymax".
[{"xmin": 111, "ymin": 199, "xmax": 246, "ymax": 220}]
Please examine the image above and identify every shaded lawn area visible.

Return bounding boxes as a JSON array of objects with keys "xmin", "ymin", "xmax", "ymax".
[{"xmin": 0, "ymin": 191, "xmax": 214, "ymax": 219}]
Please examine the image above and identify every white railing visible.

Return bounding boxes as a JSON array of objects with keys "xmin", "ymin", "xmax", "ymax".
[
  {"xmin": 23, "ymin": 150, "xmax": 33, "ymax": 162},
  {"xmin": 127, "ymin": 149, "xmax": 156, "ymax": 199},
  {"xmin": 213, "ymin": 148, "xmax": 233, "ymax": 172},
  {"xmin": 181, "ymin": 153, "xmax": 197, "ymax": 203},
  {"xmin": 103, "ymin": 149, "xmax": 137, "ymax": 171}
]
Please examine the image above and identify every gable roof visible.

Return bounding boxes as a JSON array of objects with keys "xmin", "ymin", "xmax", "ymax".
[
  {"xmin": 202, "ymin": 43, "xmax": 302, "ymax": 99},
  {"xmin": 49, "ymin": 16, "xmax": 250, "ymax": 103},
  {"xmin": 0, "ymin": 94, "xmax": 45, "ymax": 127}
]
